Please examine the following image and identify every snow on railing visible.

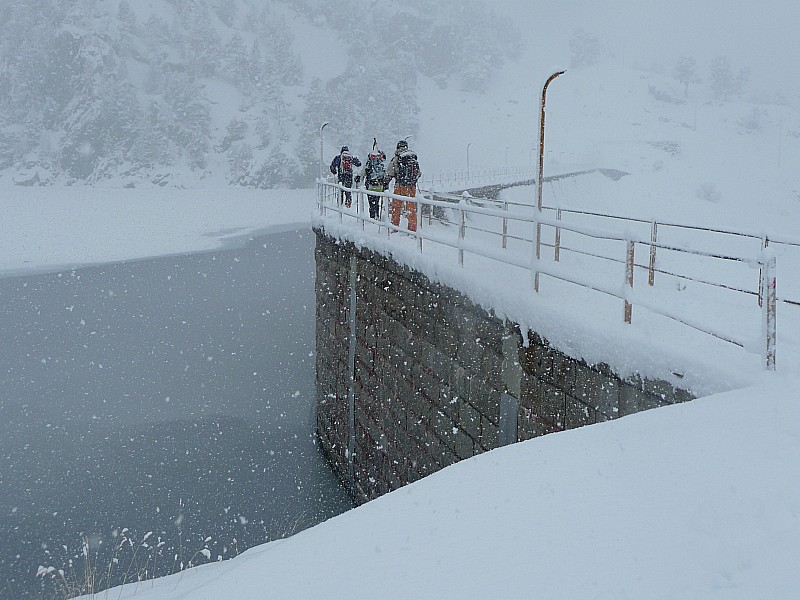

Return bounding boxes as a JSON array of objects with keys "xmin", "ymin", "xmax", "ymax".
[{"xmin": 317, "ymin": 179, "xmax": 789, "ymax": 371}]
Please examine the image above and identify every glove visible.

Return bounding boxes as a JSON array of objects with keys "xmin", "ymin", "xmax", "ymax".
[{"xmin": 354, "ymin": 175, "xmax": 361, "ymax": 184}]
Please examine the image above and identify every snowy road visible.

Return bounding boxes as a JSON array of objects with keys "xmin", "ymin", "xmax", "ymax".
[{"xmin": 0, "ymin": 228, "xmax": 352, "ymax": 599}]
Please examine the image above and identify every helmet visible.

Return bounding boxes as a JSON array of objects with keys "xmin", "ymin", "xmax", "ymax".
[
  {"xmin": 341, "ymin": 146, "xmax": 349, "ymax": 152},
  {"xmin": 396, "ymin": 140, "xmax": 408, "ymax": 151}
]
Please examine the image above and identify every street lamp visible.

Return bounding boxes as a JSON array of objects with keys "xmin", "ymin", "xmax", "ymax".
[
  {"xmin": 534, "ymin": 70, "xmax": 565, "ymax": 293},
  {"xmin": 466, "ymin": 142, "xmax": 472, "ymax": 172},
  {"xmin": 319, "ymin": 122, "xmax": 329, "ymax": 179}
]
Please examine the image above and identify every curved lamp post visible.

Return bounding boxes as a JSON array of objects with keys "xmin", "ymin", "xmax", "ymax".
[
  {"xmin": 534, "ymin": 70, "xmax": 565, "ymax": 292},
  {"xmin": 319, "ymin": 121, "xmax": 330, "ymax": 179},
  {"xmin": 466, "ymin": 142, "xmax": 472, "ymax": 174}
]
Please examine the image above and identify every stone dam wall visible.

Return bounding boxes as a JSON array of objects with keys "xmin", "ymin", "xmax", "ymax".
[{"xmin": 313, "ymin": 229, "xmax": 694, "ymax": 504}]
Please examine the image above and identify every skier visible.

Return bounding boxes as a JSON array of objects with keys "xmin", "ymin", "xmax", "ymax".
[
  {"xmin": 329, "ymin": 146, "xmax": 362, "ymax": 208},
  {"xmin": 385, "ymin": 140, "xmax": 422, "ymax": 232},
  {"xmin": 363, "ymin": 144, "xmax": 387, "ymax": 220}
]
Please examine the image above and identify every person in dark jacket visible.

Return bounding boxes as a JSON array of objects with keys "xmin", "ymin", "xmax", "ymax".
[
  {"xmin": 329, "ymin": 146, "xmax": 361, "ymax": 208},
  {"xmin": 363, "ymin": 148, "xmax": 387, "ymax": 219}
]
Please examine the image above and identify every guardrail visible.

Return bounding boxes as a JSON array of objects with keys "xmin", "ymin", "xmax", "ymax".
[
  {"xmin": 424, "ymin": 166, "xmax": 535, "ymax": 190},
  {"xmin": 317, "ymin": 179, "xmax": 796, "ymax": 371}
]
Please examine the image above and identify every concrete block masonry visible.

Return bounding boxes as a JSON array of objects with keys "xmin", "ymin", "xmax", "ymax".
[{"xmin": 314, "ymin": 229, "xmax": 694, "ymax": 505}]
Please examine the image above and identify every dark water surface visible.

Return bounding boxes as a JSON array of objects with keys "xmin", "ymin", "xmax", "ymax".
[{"xmin": 0, "ymin": 228, "xmax": 352, "ymax": 599}]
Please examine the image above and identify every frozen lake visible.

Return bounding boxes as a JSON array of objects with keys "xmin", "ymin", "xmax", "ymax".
[{"xmin": 0, "ymin": 228, "xmax": 352, "ymax": 599}]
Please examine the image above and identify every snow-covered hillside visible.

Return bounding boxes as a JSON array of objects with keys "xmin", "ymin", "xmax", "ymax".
[{"xmin": 4, "ymin": 0, "xmax": 798, "ymax": 196}]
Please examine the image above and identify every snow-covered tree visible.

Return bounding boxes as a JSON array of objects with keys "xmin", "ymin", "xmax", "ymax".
[
  {"xmin": 161, "ymin": 72, "xmax": 211, "ymax": 169},
  {"xmin": 223, "ymin": 34, "xmax": 250, "ymax": 88},
  {"xmin": 674, "ymin": 56, "xmax": 701, "ymax": 98},
  {"xmin": 0, "ymin": 0, "xmax": 520, "ymax": 187},
  {"xmin": 709, "ymin": 55, "xmax": 748, "ymax": 101},
  {"xmin": 214, "ymin": 0, "xmax": 238, "ymax": 27}
]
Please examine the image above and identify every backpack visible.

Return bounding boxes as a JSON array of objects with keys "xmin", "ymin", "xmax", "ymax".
[
  {"xmin": 397, "ymin": 150, "xmax": 419, "ymax": 186},
  {"xmin": 367, "ymin": 152, "xmax": 386, "ymax": 184},
  {"xmin": 340, "ymin": 150, "xmax": 353, "ymax": 174}
]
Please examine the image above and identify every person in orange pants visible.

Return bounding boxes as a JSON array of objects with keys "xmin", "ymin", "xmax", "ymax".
[
  {"xmin": 385, "ymin": 140, "xmax": 422, "ymax": 232},
  {"xmin": 390, "ymin": 183, "xmax": 417, "ymax": 231}
]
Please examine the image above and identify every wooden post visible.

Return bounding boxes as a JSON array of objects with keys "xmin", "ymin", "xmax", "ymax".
[{"xmin": 624, "ymin": 240, "xmax": 635, "ymax": 324}]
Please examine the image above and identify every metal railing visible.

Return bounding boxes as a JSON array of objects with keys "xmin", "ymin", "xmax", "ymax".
[
  {"xmin": 317, "ymin": 179, "xmax": 795, "ymax": 371},
  {"xmin": 462, "ymin": 192, "xmax": 800, "ymax": 303}
]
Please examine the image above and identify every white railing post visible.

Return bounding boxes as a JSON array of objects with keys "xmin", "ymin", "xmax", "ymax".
[
  {"xmin": 761, "ymin": 252, "xmax": 777, "ymax": 370},
  {"xmin": 360, "ymin": 189, "xmax": 365, "ymax": 231},
  {"xmin": 554, "ymin": 208, "xmax": 562, "ymax": 261},
  {"xmin": 624, "ymin": 240, "xmax": 635, "ymax": 324},
  {"xmin": 386, "ymin": 191, "xmax": 391, "ymax": 238},
  {"xmin": 417, "ymin": 194, "xmax": 423, "ymax": 253},
  {"xmin": 648, "ymin": 221, "xmax": 658, "ymax": 286},
  {"xmin": 758, "ymin": 235, "xmax": 769, "ymax": 307},
  {"xmin": 502, "ymin": 200, "xmax": 508, "ymax": 249},
  {"xmin": 458, "ymin": 198, "xmax": 466, "ymax": 266}
]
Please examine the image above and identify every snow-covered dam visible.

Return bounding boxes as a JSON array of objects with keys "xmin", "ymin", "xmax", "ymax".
[{"xmin": 313, "ymin": 229, "xmax": 694, "ymax": 504}]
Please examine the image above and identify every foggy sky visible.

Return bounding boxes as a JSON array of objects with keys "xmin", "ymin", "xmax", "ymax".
[{"xmin": 497, "ymin": 0, "xmax": 799, "ymax": 100}]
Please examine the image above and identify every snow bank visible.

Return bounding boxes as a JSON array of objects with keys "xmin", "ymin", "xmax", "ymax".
[{"xmin": 0, "ymin": 188, "xmax": 313, "ymax": 277}]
